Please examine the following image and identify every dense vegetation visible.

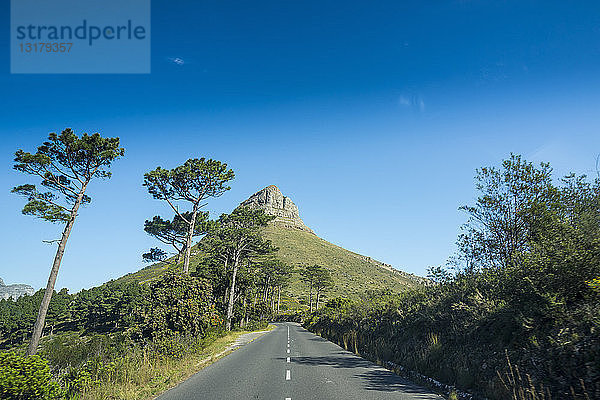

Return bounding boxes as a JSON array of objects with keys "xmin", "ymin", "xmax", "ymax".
[
  {"xmin": 0, "ymin": 273, "xmax": 230, "ymax": 399},
  {"xmin": 306, "ymin": 155, "xmax": 600, "ymax": 399}
]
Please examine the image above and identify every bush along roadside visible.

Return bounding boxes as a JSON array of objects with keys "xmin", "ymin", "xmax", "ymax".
[
  {"xmin": 304, "ymin": 295, "xmax": 478, "ymax": 400},
  {"xmin": 0, "ymin": 352, "xmax": 63, "ymax": 400},
  {"xmin": 305, "ymin": 156, "xmax": 600, "ymax": 400},
  {"xmin": 305, "ymin": 280, "xmax": 597, "ymax": 400}
]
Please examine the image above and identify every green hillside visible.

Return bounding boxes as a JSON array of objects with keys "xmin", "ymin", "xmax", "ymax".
[
  {"xmin": 261, "ymin": 225, "xmax": 425, "ymax": 301},
  {"xmin": 116, "ymin": 224, "xmax": 425, "ymax": 308}
]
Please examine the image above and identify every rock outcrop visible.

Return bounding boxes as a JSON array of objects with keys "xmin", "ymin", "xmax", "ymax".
[
  {"xmin": 0, "ymin": 277, "xmax": 35, "ymax": 301},
  {"xmin": 240, "ymin": 185, "xmax": 314, "ymax": 234}
]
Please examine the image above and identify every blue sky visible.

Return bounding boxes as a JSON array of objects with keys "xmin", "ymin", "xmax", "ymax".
[{"xmin": 2, "ymin": 1, "xmax": 600, "ymax": 291}]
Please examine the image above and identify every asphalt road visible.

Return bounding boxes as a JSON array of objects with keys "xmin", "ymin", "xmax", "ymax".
[{"xmin": 157, "ymin": 322, "xmax": 444, "ymax": 400}]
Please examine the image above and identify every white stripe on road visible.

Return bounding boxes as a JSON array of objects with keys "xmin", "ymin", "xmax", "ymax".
[
  {"xmin": 286, "ymin": 370, "xmax": 291, "ymax": 380},
  {"xmin": 287, "ymin": 348, "xmax": 290, "ymax": 353},
  {"xmin": 286, "ymin": 398, "xmax": 291, "ymax": 400},
  {"xmin": 286, "ymin": 357, "xmax": 290, "ymax": 363}
]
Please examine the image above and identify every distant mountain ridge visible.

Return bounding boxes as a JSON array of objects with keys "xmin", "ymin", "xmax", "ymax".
[{"xmin": 0, "ymin": 277, "xmax": 35, "ymax": 301}]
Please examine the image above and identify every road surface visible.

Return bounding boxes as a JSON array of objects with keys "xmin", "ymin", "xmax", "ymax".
[{"xmin": 157, "ymin": 322, "xmax": 444, "ymax": 400}]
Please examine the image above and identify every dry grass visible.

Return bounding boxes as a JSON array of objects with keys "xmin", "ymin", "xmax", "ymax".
[{"xmin": 497, "ymin": 350, "xmax": 591, "ymax": 400}]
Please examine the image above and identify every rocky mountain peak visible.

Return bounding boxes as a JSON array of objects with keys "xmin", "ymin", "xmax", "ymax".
[
  {"xmin": 240, "ymin": 185, "xmax": 314, "ymax": 234},
  {"xmin": 0, "ymin": 277, "xmax": 35, "ymax": 301}
]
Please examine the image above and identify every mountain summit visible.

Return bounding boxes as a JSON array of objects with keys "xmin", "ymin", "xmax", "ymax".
[{"xmin": 240, "ymin": 185, "xmax": 314, "ymax": 234}]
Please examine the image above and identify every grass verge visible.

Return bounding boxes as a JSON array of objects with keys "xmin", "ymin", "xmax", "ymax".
[{"xmin": 79, "ymin": 326, "xmax": 275, "ymax": 400}]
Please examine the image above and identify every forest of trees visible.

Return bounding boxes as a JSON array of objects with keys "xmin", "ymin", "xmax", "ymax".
[{"xmin": 305, "ymin": 154, "xmax": 600, "ymax": 400}]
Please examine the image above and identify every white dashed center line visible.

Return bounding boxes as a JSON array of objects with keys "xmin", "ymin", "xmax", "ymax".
[{"xmin": 285, "ymin": 326, "xmax": 292, "ymax": 399}]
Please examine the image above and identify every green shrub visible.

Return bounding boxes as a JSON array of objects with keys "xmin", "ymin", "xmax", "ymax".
[
  {"xmin": 0, "ymin": 352, "xmax": 63, "ymax": 400},
  {"xmin": 60, "ymin": 365, "xmax": 93, "ymax": 397},
  {"xmin": 40, "ymin": 332, "xmax": 132, "ymax": 372},
  {"xmin": 588, "ymin": 277, "xmax": 600, "ymax": 294},
  {"xmin": 241, "ymin": 320, "xmax": 268, "ymax": 331},
  {"xmin": 144, "ymin": 272, "xmax": 214, "ymax": 340}
]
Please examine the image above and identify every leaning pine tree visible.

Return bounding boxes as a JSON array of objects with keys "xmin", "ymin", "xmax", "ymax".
[
  {"xmin": 12, "ymin": 129, "xmax": 124, "ymax": 355},
  {"xmin": 143, "ymin": 158, "xmax": 235, "ymax": 274}
]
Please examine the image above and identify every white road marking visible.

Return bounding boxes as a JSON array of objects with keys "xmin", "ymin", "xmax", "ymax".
[
  {"xmin": 286, "ymin": 370, "xmax": 291, "ymax": 380},
  {"xmin": 286, "ymin": 357, "xmax": 290, "ymax": 363},
  {"xmin": 287, "ymin": 348, "xmax": 290, "ymax": 353},
  {"xmin": 286, "ymin": 398, "xmax": 291, "ymax": 400},
  {"xmin": 287, "ymin": 343, "xmax": 290, "ymax": 348}
]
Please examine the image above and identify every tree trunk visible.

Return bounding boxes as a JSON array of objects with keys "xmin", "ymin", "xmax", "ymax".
[
  {"xmin": 309, "ymin": 284, "xmax": 313, "ymax": 313},
  {"xmin": 262, "ymin": 277, "xmax": 270, "ymax": 302},
  {"xmin": 246, "ymin": 291, "xmax": 252, "ymax": 326},
  {"xmin": 277, "ymin": 286, "xmax": 281, "ymax": 314},
  {"xmin": 175, "ymin": 250, "xmax": 183, "ymax": 266},
  {"xmin": 240, "ymin": 296, "xmax": 247, "ymax": 329},
  {"xmin": 270, "ymin": 288, "xmax": 275, "ymax": 312},
  {"xmin": 183, "ymin": 202, "xmax": 199, "ymax": 274},
  {"xmin": 27, "ymin": 187, "xmax": 86, "ymax": 356},
  {"xmin": 225, "ymin": 259, "xmax": 239, "ymax": 331},
  {"xmin": 222, "ymin": 258, "xmax": 229, "ymax": 305},
  {"xmin": 316, "ymin": 292, "xmax": 321, "ymax": 310}
]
